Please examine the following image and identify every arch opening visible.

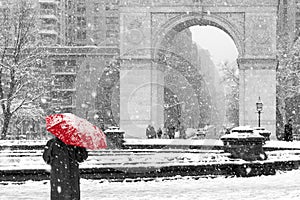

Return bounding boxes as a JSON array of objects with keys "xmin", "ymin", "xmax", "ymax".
[{"xmin": 154, "ymin": 15, "xmax": 239, "ymax": 137}]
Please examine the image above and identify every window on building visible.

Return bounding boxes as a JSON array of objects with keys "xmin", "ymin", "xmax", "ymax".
[
  {"xmin": 106, "ymin": 30, "xmax": 118, "ymax": 38},
  {"xmin": 40, "ymin": 3, "xmax": 55, "ymax": 10},
  {"xmin": 106, "ymin": 17, "xmax": 118, "ymax": 24},
  {"xmin": 52, "ymin": 91, "xmax": 58, "ymax": 99},
  {"xmin": 54, "ymin": 60, "xmax": 66, "ymax": 66},
  {"xmin": 77, "ymin": 6, "xmax": 86, "ymax": 14},
  {"xmin": 105, "ymin": 3, "xmax": 118, "ymax": 11},
  {"xmin": 94, "ymin": 3, "xmax": 102, "ymax": 12},
  {"xmin": 93, "ymin": 33, "xmax": 100, "ymax": 40},
  {"xmin": 77, "ymin": 16, "xmax": 86, "ymax": 26},
  {"xmin": 67, "ymin": 60, "xmax": 76, "ymax": 66},
  {"xmin": 41, "ymin": 18, "xmax": 56, "ymax": 25},
  {"xmin": 77, "ymin": 30, "xmax": 86, "ymax": 40},
  {"xmin": 94, "ymin": 16, "xmax": 101, "ymax": 23}
]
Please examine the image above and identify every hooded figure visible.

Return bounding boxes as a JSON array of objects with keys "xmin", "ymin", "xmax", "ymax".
[
  {"xmin": 284, "ymin": 119, "xmax": 293, "ymax": 142},
  {"xmin": 43, "ymin": 137, "xmax": 88, "ymax": 200}
]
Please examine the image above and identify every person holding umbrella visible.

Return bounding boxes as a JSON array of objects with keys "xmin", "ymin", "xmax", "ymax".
[
  {"xmin": 43, "ymin": 113, "xmax": 108, "ymax": 200},
  {"xmin": 43, "ymin": 137, "xmax": 88, "ymax": 200}
]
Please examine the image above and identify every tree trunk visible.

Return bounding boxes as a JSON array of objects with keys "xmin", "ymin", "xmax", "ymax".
[
  {"xmin": 276, "ymin": 96, "xmax": 286, "ymax": 140},
  {"xmin": 1, "ymin": 114, "xmax": 11, "ymax": 139}
]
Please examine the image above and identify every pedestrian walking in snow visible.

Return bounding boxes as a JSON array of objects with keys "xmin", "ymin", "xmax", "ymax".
[
  {"xmin": 157, "ymin": 127, "xmax": 163, "ymax": 139},
  {"xmin": 284, "ymin": 119, "xmax": 293, "ymax": 142},
  {"xmin": 225, "ymin": 128, "xmax": 230, "ymax": 134},
  {"xmin": 146, "ymin": 125, "xmax": 156, "ymax": 139},
  {"xmin": 150, "ymin": 125, "xmax": 157, "ymax": 138},
  {"xmin": 43, "ymin": 137, "xmax": 88, "ymax": 200},
  {"xmin": 168, "ymin": 125, "xmax": 176, "ymax": 139},
  {"xmin": 146, "ymin": 125, "xmax": 152, "ymax": 139}
]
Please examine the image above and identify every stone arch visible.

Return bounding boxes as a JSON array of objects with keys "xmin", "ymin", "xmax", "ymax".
[
  {"xmin": 119, "ymin": 4, "xmax": 278, "ymax": 139},
  {"xmin": 152, "ymin": 13, "xmax": 243, "ymax": 58},
  {"xmin": 150, "ymin": 13, "xmax": 241, "ymax": 132}
]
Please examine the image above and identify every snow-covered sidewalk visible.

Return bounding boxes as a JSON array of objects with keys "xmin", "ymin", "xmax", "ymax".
[
  {"xmin": 1, "ymin": 139, "xmax": 300, "ymax": 149},
  {"xmin": 1, "ymin": 139, "xmax": 300, "ymax": 173},
  {"xmin": 1, "ymin": 138, "xmax": 300, "ymax": 149},
  {"xmin": 1, "ymin": 169, "xmax": 300, "ymax": 200}
]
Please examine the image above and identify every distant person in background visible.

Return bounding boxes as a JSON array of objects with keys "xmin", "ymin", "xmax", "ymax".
[
  {"xmin": 179, "ymin": 124, "xmax": 186, "ymax": 139},
  {"xmin": 157, "ymin": 127, "xmax": 163, "ymax": 139},
  {"xmin": 168, "ymin": 125, "xmax": 176, "ymax": 139},
  {"xmin": 43, "ymin": 137, "xmax": 88, "ymax": 200},
  {"xmin": 161, "ymin": 128, "xmax": 169, "ymax": 139},
  {"xmin": 284, "ymin": 119, "xmax": 293, "ymax": 142},
  {"xmin": 150, "ymin": 125, "xmax": 156, "ymax": 138},
  {"xmin": 225, "ymin": 128, "xmax": 231, "ymax": 134},
  {"xmin": 100, "ymin": 123, "xmax": 106, "ymax": 132},
  {"xmin": 146, "ymin": 125, "xmax": 152, "ymax": 139},
  {"xmin": 146, "ymin": 125, "xmax": 156, "ymax": 139}
]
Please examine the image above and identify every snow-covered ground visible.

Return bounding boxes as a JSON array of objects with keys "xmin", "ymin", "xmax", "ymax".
[
  {"xmin": 1, "ymin": 139, "xmax": 300, "ymax": 199},
  {"xmin": 1, "ymin": 170, "xmax": 300, "ymax": 200},
  {"xmin": 1, "ymin": 139, "xmax": 300, "ymax": 172},
  {"xmin": 1, "ymin": 138, "xmax": 300, "ymax": 149}
]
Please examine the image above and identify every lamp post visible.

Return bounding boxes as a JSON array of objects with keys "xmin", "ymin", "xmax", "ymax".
[{"xmin": 256, "ymin": 97, "xmax": 263, "ymax": 127}]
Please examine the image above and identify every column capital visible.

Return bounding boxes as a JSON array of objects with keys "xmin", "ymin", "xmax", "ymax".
[{"xmin": 237, "ymin": 57, "xmax": 278, "ymax": 70}]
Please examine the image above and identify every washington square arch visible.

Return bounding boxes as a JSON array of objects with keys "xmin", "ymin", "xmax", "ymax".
[{"xmin": 117, "ymin": 0, "xmax": 277, "ymax": 139}]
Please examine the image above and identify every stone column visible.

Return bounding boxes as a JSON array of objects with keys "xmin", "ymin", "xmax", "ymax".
[
  {"xmin": 119, "ymin": 10, "xmax": 164, "ymax": 138},
  {"xmin": 238, "ymin": 58, "xmax": 277, "ymax": 139},
  {"xmin": 239, "ymin": 11, "xmax": 277, "ymax": 140},
  {"xmin": 119, "ymin": 60, "xmax": 164, "ymax": 138}
]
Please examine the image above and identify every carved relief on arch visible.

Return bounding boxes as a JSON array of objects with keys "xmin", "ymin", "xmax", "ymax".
[
  {"xmin": 151, "ymin": 13, "xmax": 182, "ymax": 43},
  {"xmin": 246, "ymin": 15, "xmax": 275, "ymax": 56},
  {"xmin": 120, "ymin": 13, "xmax": 151, "ymax": 58}
]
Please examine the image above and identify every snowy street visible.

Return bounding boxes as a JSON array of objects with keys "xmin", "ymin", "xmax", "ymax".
[{"xmin": 1, "ymin": 170, "xmax": 300, "ymax": 200}]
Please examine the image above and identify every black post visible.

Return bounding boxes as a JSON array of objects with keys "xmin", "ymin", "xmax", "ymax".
[{"xmin": 258, "ymin": 111, "xmax": 261, "ymax": 127}]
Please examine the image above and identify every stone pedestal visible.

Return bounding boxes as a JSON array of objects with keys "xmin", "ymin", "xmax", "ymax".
[{"xmin": 221, "ymin": 126, "xmax": 267, "ymax": 161}]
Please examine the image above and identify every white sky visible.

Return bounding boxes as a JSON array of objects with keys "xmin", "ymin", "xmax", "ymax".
[{"xmin": 190, "ymin": 25, "xmax": 238, "ymax": 66}]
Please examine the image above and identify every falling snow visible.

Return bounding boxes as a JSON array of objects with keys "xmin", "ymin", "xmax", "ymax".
[{"xmin": 0, "ymin": 1, "xmax": 299, "ymax": 199}]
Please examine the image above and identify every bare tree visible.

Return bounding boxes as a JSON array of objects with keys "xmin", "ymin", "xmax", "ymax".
[
  {"xmin": 0, "ymin": 1, "xmax": 49, "ymax": 139},
  {"xmin": 277, "ymin": 37, "xmax": 300, "ymax": 132},
  {"xmin": 220, "ymin": 61, "xmax": 239, "ymax": 127}
]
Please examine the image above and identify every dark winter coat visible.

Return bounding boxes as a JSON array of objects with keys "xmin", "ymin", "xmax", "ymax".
[
  {"xmin": 43, "ymin": 138, "xmax": 88, "ymax": 200},
  {"xmin": 146, "ymin": 125, "xmax": 156, "ymax": 139},
  {"xmin": 157, "ymin": 128, "xmax": 163, "ymax": 139},
  {"xmin": 284, "ymin": 123, "xmax": 293, "ymax": 141},
  {"xmin": 168, "ymin": 126, "xmax": 176, "ymax": 139},
  {"xmin": 146, "ymin": 126, "xmax": 151, "ymax": 138}
]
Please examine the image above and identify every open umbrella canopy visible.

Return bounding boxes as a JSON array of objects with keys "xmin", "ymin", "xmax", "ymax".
[{"xmin": 46, "ymin": 113, "xmax": 107, "ymax": 150}]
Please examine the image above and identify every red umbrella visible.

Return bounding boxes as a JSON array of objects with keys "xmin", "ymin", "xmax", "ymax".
[{"xmin": 46, "ymin": 113, "xmax": 107, "ymax": 150}]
